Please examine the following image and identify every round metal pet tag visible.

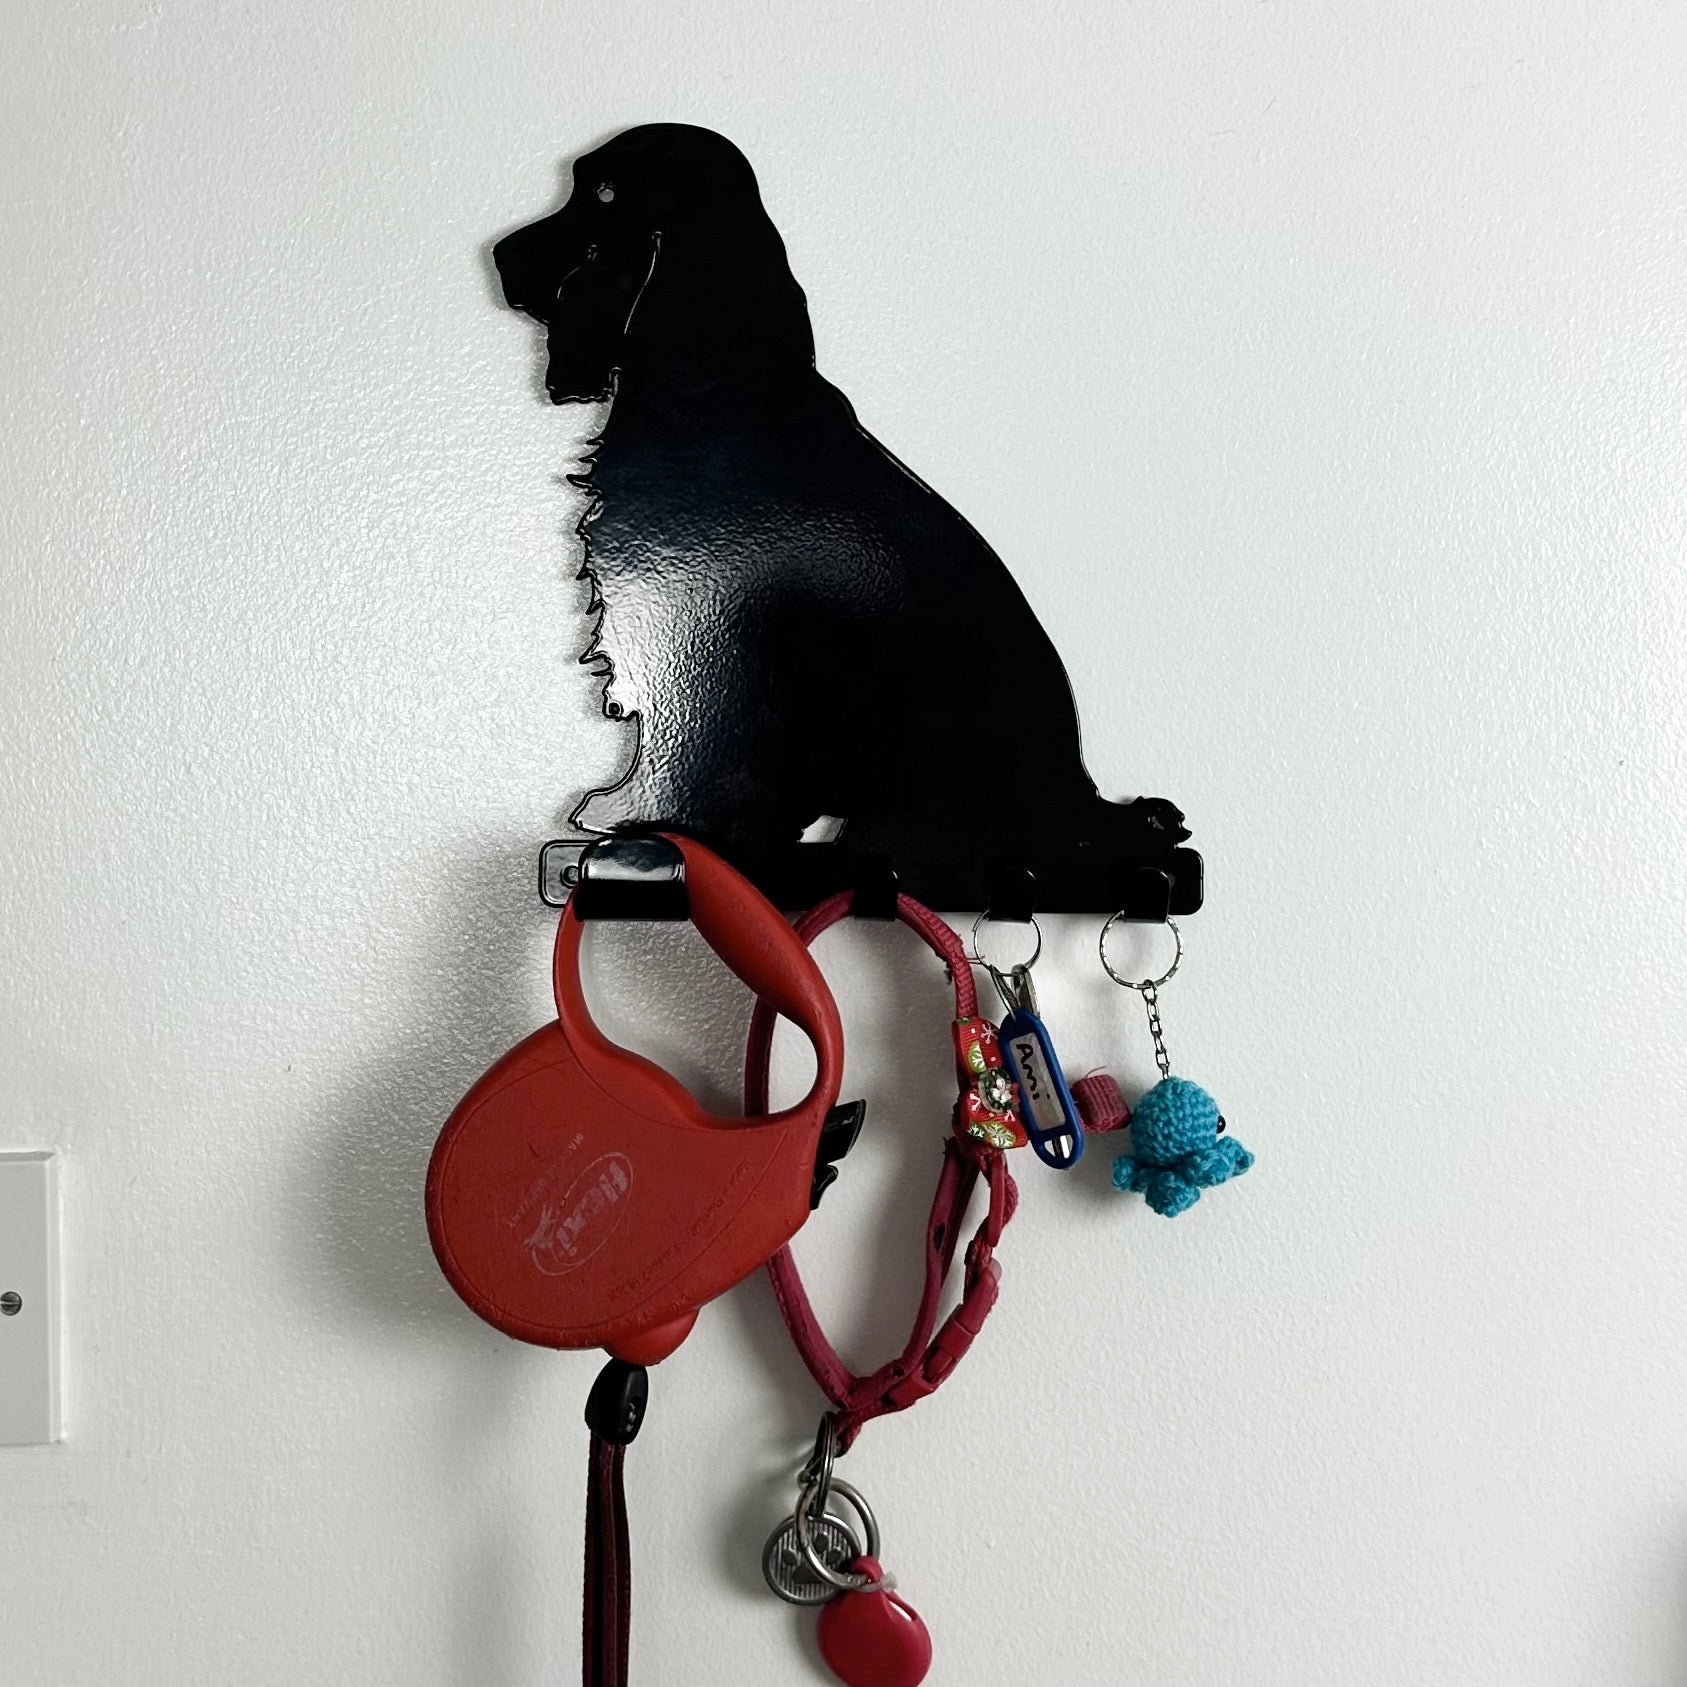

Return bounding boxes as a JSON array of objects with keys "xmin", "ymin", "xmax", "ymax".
[{"xmin": 762, "ymin": 1512, "xmax": 861, "ymax": 1605}]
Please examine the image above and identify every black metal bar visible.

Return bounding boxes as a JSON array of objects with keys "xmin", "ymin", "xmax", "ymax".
[{"xmin": 539, "ymin": 836, "xmax": 1200, "ymax": 920}]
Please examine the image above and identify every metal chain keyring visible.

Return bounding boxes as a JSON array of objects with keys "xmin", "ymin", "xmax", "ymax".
[
  {"xmin": 1139, "ymin": 980, "xmax": 1171, "ymax": 1079},
  {"xmin": 1098, "ymin": 912, "xmax": 1182, "ymax": 992},
  {"xmin": 785, "ymin": 1412, "xmax": 892, "ymax": 1595},
  {"xmin": 1100, "ymin": 914, "xmax": 1184, "ymax": 1079}
]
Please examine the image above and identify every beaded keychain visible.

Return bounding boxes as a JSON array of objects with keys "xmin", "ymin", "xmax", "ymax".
[{"xmin": 1091, "ymin": 914, "xmax": 1254, "ymax": 1216}]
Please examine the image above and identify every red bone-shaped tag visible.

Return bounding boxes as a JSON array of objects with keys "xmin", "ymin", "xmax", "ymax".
[{"xmin": 426, "ymin": 835, "xmax": 843, "ymax": 1365}]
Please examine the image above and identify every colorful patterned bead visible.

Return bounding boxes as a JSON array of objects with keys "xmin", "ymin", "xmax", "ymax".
[{"xmin": 951, "ymin": 1016, "xmax": 1027, "ymax": 1149}]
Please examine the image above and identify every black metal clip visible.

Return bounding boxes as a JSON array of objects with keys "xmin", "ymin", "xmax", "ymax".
[
  {"xmin": 849, "ymin": 854, "xmax": 899, "ymax": 920},
  {"xmin": 985, "ymin": 860, "xmax": 1037, "ymax": 926},
  {"xmin": 541, "ymin": 835, "xmax": 690, "ymax": 921},
  {"xmin": 1109, "ymin": 865, "xmax": 1174, "ymax": 924}
]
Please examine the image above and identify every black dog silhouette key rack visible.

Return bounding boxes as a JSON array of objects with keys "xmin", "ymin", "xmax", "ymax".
[{"xmin": 494, "ymin": 124, "xmax": 1202, "ymax": 925}]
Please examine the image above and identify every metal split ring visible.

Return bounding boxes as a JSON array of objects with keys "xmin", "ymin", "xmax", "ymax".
[
  {"xmin": 800, "ymin": 1413, "xmax": 838, "ymax": 1514},
  {"xmin": 971, "ymin": 911, "xmax": 1042, "ymax": 1012},
  {"xmin": 794, "ymin": 1477, "xmax": 886, "ymax": 1594},
  {"xmin": 1099, "ymin": 912, "xmax": 1183, "ymax": 992}
]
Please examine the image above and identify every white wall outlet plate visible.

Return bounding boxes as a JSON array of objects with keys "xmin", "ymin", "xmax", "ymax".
[{"xmin": 0, "ymin": 1152, "xmax": 61, "ymax": 1444}]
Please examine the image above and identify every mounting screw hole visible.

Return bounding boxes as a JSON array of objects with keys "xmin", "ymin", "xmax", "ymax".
[{"xmin": 0, "ymin": 1291, "xmax": 21, "ymax": 1316}]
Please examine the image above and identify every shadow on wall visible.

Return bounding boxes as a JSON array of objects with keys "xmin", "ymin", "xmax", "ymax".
[
  {"xmin": 277, "ymin": 842, "xmax": 556, "ymax": 1684},
  {"xmin": 280, "ymin": 840, "xmax": 545, "ymax": 1347}
]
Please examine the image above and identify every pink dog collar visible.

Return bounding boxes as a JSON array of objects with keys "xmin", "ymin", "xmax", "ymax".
[{"xmin": 744, "ymin": 890, "xmax": 1019, "ymax": 1452}]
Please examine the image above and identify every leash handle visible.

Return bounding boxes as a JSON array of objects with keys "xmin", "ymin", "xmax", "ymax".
[
  {"xmin": 744, "ymin": 891, "xmax": 1016, "ymax": 1452},
  {"xmin": 554, "ymin": 832, "xmax": 845, "ymax": 1135}
]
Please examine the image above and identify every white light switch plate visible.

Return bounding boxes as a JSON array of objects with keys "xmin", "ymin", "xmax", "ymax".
[{"xmin": 0, "ymin": 1152, "xmax": 61, "ymax": 1444}]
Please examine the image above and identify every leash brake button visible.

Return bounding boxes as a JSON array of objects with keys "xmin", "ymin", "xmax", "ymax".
[{"xmin": 811, "ymin": 1100, "xmax": 866, "ymax": 1208}]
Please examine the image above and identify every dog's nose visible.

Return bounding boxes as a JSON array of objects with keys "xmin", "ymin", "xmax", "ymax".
[
  {"xmin": 495, "ymin": 210, "xmax": 588, "ymax": 321},
  {"xmin": 493, "ymin": 223, "xmax": 547, "ymax": 318}
]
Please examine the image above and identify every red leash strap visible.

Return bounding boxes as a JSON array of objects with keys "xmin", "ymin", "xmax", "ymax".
[
  {"xmin": 745, "ymin": 891, "xmax": 1018, "ymax": 1452},
  {"xmin": 582, "ymin": 1361, "xmax": 647, "ymax": 1687},
  {"xmin": 582, "ymin": 1435, "xmax": 629, "ymax": 1687}
]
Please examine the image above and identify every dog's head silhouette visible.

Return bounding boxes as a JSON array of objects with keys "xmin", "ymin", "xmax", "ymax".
[{"xmin": 495, "ymin": 124, "xmax": 814, "ymax": 404}]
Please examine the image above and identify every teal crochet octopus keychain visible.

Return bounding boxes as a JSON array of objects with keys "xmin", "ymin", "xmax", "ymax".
[{"xmin": 1099, "ymin": 915, "xmax": 1253, "ymax": 1217}]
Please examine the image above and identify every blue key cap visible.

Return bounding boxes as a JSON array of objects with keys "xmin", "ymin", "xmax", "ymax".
[{"xmin": 999, "ymin": 1006, "xmax": 1085, "ymax": 1169}]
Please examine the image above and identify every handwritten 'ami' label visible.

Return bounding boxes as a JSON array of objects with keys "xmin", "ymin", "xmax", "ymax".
[{"xmin": 1010, "ymin": 1030, "xmax": 1067, "ymax": 1135}]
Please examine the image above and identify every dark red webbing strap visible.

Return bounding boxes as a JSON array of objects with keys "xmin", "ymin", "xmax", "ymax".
[
  {"xmin": 745, "ymin": 891, "xmax": 1016, "ymax": 1451},
  {"xmin": 582, "ymin": 1433, "xmax": 630, "ymax": 1687},
  {"xmin": 1072, "ymin": 1070, "xmax": 1131, "ymax": 1133}
]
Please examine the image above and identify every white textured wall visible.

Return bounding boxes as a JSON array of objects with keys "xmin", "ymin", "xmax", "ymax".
[{"xmin": 4, "ymin": 3, "xmax": 1687, "ymax": 1683}]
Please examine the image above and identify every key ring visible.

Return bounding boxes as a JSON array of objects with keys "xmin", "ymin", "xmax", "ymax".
[
  {"xmin": 794, "ymin": 1476, "xmax": 887, "ymax": 1594},
  {"xmin": 800, "ymin": 1413, "xmax": 838, "ymax": 1515},
  {"xmin": 1099, "ymin": 912, "xmax": 1183, "ymax": 992},
  {"xmin": 971, "ymin": 911, "xmax": 1042, "ymax": 1014},
  {"xmin": 791, "ymin": 1412, "xmax": 890, "ymax": 1595},
  {"xmin": 970, "ymin": 909, "xmax": 1042, "ymax": 974}
]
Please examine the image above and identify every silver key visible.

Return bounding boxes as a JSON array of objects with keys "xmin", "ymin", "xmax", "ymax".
[{"xmin": 761, "ymin": 1511, "xmax": 860, "ymax": 1605}]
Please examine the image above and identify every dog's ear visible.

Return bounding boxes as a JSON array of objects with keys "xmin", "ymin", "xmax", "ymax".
[
  {"xmin": 616, "ymin": 209, "xmax": 814, "ymax": 392},
  {"xmin": 547, "ymin": 227, "xmax": 659, "ymax": 403}
]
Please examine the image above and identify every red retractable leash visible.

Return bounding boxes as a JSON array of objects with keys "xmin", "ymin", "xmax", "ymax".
[
  {"xmin": 427, "ymin": 836, "xmax": 848, "ymax": 1687},
  {"xmin": 427, "ymin": 834, "xmax": 844, "ymax": 1363},
  {"xmin": 745, "ymin": 890, "xmax": 1020, "ymax": 1687}
]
